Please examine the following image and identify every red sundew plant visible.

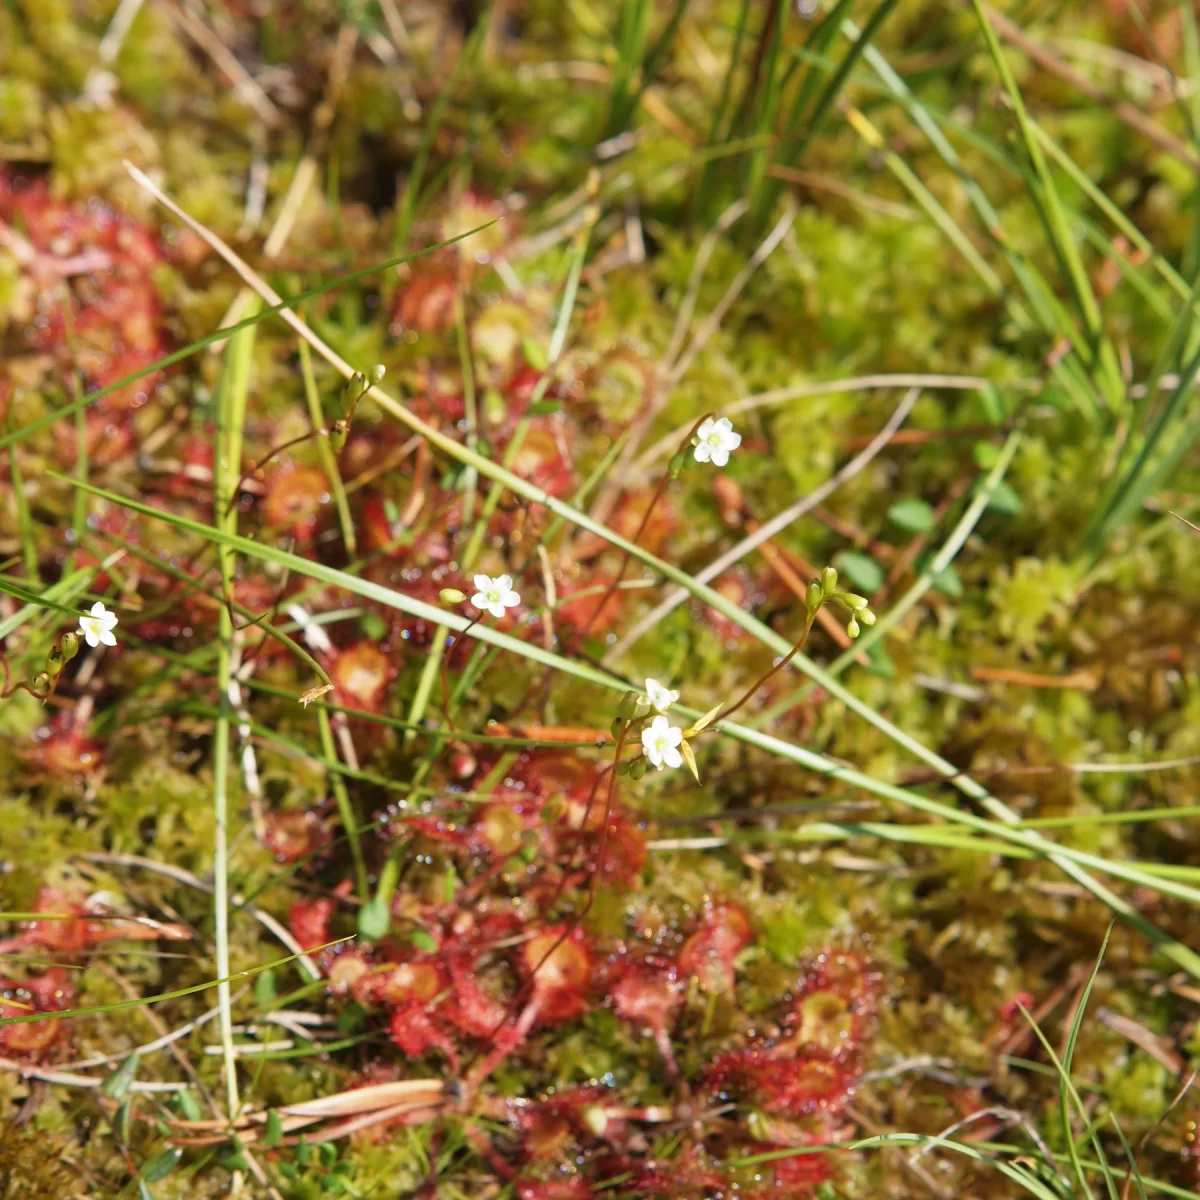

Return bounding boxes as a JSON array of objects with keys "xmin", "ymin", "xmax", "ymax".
[
  {"xmin": 0, "ymin": 968, "xmax": 75, "ymax": 1061},
  {"xmin": 261, "ymin": 808, "xmax": 332, "ymax": 864},
  {"xmin": 0, "ymin": 170, "xmax": 169, "ymax": 459},
  {"xmin": 22, "ymin": 712, "xmax": 105, "ymax": 778},
  {"xmin": 260, "ymin": 461, "xmax": 330, "ymax": 543}
]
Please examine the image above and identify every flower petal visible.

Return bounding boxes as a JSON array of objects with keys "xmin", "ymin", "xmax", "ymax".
[
  {"xmin": 693, "ymin": 442, "xmax": 712, "ymax": 463},
  {"xmin": 663, "ymin": 746, "xmax": 683, "ymax": 769},
  {"xmin": 90, "ymin": 601, "xmax": 106, "ymax": 617},
  {"xmin": 709, "ymin": 447, "xmax": 729, "ymax": 467},
  {"xmin": 496, "ymin": 575, "xmax": 512, "ymax": 591},
  {"xmin": 473, "ymin": 574, "xmax": 492, "ymax": 592},
  {"xmin": 100, "ymin": 629, "xmax": 117, "ymax": 647},
  {"xmin": 502, "ymin": 590, "xmax": 521, "ymax": 607}
]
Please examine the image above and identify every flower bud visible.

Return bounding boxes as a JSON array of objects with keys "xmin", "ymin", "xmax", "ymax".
[
  {"xmin": 859, "ymin": 608, "xmax": 876, "ymax": 626},
  {"xmin": 370, "ymin": 364, "xmax": 386, "ymax": 384},
  {"xmin": 846, "ymin": 616, "xmax": 860, "ymax": 639},
  {"xmin": 618, "ymin": 690, "xmax": 642, "ymax": 720},
  {"xmin": 805, "ymin": 581, "xmax": 823, "ymax": 612},
  {"xmin": 842, "ymin": 593, "xmax": 869, "ymax": 611},
  {"xmin": 821, "ymin": 566, "xmax": 838, "ymax": 594},
  {"xmin": 45, "ymin": 645, "xmax": 66, "ymax": 676},
  {"xmin": 329, "ymin": 419, "xmax": 349, "ymax": 453},
  {"xmin": 30, "ymin": 672, "xmax": 51, "ymax": 695},
  {"xmin": 611, "ymin": 716, "xmax": 625, "ymax": 738},
  {"xmin": 616, "ymin": 760, "xmax": 631, "ymax": 777},
  {"xmin": 629, "ymin": 757, "xmax": 647, "ymax": 780},
  {"xmin": 440, "ymin": 588, "xmax": 467, "ymax": 604},
  {"xmin": 667, "ymin": 451, "xmax": 687, "ymax": 480},
  {"xmin": 59, "ymin": 631, "xmax": 80, "ymax": 662}
]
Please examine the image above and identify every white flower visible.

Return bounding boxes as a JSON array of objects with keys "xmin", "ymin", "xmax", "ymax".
[
  {"xmin": 470, "ymin": 573, "xmax": 521, "ymax": 620},
  {"xmin": 693, "ymin": 416, "xmax": 742, "ymax": 467},
  {"xmin": 644, "ymin": 677, "xmax": 678, "ymax": 714},
  {"xmin": 78, "ymin": 601, "xmax": 118, "ymax": 648},
  {"xmin": 641, "ymin": 715, "xmax": 683, "ymax": 772}
]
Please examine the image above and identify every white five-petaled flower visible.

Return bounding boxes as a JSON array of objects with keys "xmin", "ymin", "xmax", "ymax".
[
  {"xmin": 644, "ymin": 677, "xmax": 678, "ymax": 714},
  {"xmin": 692, "ymin": 416, "xmax": 742, "ymax": 467},
  {"xmin": 470, "ymin": 574, "xmax": 521, "ymax": 620},
  {"xmin": 78, "ymin": 601, "xmax": 118, "ymax": 648},
  {"xmin": 641, "ymin": 715, "xmax": 683, "ymax": 772}
]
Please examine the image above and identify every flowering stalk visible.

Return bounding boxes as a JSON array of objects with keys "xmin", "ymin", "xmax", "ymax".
[
  {"xmin": 571, "ymin": 410, "xmax": 723, "ymax": 647},
  {"xmin": 220, "ymin": 367, "xmax": 382, "ymax": 517}
]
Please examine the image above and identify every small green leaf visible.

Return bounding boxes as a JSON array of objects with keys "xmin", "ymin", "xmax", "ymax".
[
  {"xmin": 409, "ymin": 928, "xmax": 437, "ymax": 953},
  {"xmin": 140, "ymin": 1147, "xmax": 182, "ymax": 1183},
  {"xmin": 887, "ymin": 498, "xmax": 935, "ymax": 533},
  {"xmin": 973, "ymin": 440, "xmax": 1001, "ymax": 469},
  {"xmin": 254, "ymin": 967, "xmax": 277, "ymax": 1007},
  {"xmin": 264, "ymin": 1109, "xmax": 284, "ymax": 1148},
  {"xmin": 833, "ymin": 551, "xmax": 883, "ymax": 594},
  {"xmin": 932, "ymin": 565, "xmax": 963, "ymax": 597},
  {"xmin": 980, "ymin": 479, "xmax": 1022, "ymax": 516},
  {"xmin": 114, "ymin": 1098, "xmax": 134, "ymax": 1144},
  {"xmin": 174, "ymin": 1089, "xmax": 203, "ymax": 1122},
  {"xmin": 102, "ymin": 1053, "xmax": 140, "ymax": 1101},
  {"xmin": 864, "ymin": 640, "xmax": 894, "ymax": 679},
  {"xmin": 358, "ymin": 895, "xmax": 390, "ymax": 940},
  {"xmin": 318, "ymin": 1141, "xmax": 338, "ymax": 1167},
  {"xmin": 522, "ymin": 336, "xmax": 549, "ymax": 371},
  {"xmin": 297, "ymin": 1136, "xmax": 311, "ymax": 1168},
  {"xmin": 360, "ymin": 611, "xmax": 388, "ymax": 642},
  {"xmin": 336, "ymin": 1001, "xmax": 366, "ymax": 1034},
  {"xmin": 975, "ymin": 384, "xmax": 1006, "ymax": 425}
]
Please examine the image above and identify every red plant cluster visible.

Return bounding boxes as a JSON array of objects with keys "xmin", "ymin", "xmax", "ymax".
[
  {"xmin": 0, "ymin": 887, "xmax": 190, "ymax": 1062},
  {"xmin": 0, "ymin": 170, "xmax": 170, "ymax": 463},
  {"xmin": 285, "ymin": 751, "xmax": 876, "ymax": 1199},
  {"xmin": 0, "ymin": 968, "xmax": 74, "ymax": 1060}
]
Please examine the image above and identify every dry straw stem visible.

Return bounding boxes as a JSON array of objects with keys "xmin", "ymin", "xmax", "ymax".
[{"xmin": 118, "ymin": 163, "xmax": 1200, "ymax": 979}]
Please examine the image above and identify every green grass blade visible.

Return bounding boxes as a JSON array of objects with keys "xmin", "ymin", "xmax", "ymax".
[
  {"xmin": 298, "ymin": 338, "xmax": 356, "ymax": 557},
  {"xmin": 971, "ymin": 0, "xmax": 1122, "ymax": 408}
]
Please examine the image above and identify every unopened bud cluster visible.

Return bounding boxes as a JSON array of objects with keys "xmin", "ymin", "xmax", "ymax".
[
  {"xmin": 806, "ymin": 566, "xmax": 877, "ymax": 639},
  {"xmin": 329, "ymin": 365, "xmax": 385, "ymax": 453}
]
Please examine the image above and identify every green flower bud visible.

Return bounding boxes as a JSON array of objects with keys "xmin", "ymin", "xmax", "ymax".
[
  {"xmin": 30, "ymin": 672, "xmax": 51, "ymax": 695},
  {"xmin": 846, "ymin": 616, "xmax": 860, "ymax": 639},
  {"xmin": 859, "ymin": 608, "xmax": 876, "ymax": 626},
  {"xmin": 370, "ymin": 364, "xmax": 386, "ymax": 384},
  {"xmin": 611, "ymin": 716, "xmax": 625, "ymax": 738},
  {"xmin": 329, "ymin": 419, "xmax": 349, "ymax": 453},
  {"xmin": 668, "ymin": 451, "xmax": 687, "ymax": 480},
  {"xmin": 59, "ymin": 630, "xmax": 80, "ymax": 662},
  {"xmin": 842, "ymin": 593, "xmax": 869, "ymax": 611},
  {"xmin": 618, "ymin": 690, "xmax": 642, "ymax": 720},
  {"xmin": 45, "ymin": 645, "xmax": 65, "ymax": 676},
  {"xmin": 805, "ymin": 581, "xmax": 823, "ymax": 612},
  {"xmin": 821, "ymin": 566, "xmax": 838, "ymax": 594},
  {"xmin": 616, "ymin": 760, "xmax": 631, "ymax": 777},
  {"xmin": 629, "ymin": 757, "xmax": 647, "ymax": 780},
  {"xmin": 440, "ymin": 588, "xmax": 467, "ymax": 604}
]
